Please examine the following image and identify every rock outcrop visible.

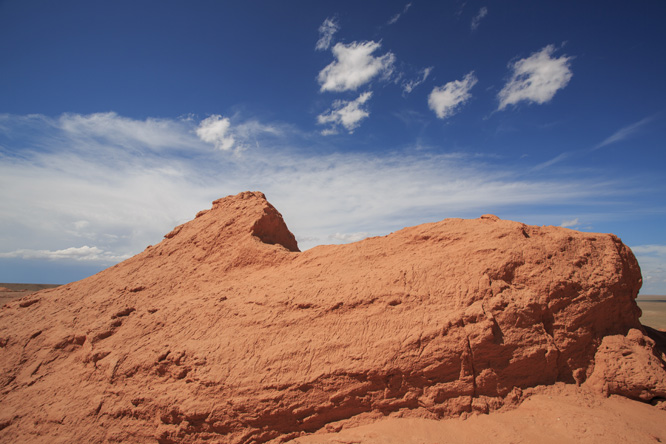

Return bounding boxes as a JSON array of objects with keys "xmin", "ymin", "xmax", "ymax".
[{"xmin": 0, "ymin": 191, "xmax": 664, "ymax": 443}]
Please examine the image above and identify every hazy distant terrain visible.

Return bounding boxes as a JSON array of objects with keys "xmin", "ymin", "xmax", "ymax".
[
  {"xmin": 0, "ymin": 283, "xmax": 60, "ymax": 306},
  {"xmin": 636, "ymin": 295, "xmax": 666, "ymax": 330}
]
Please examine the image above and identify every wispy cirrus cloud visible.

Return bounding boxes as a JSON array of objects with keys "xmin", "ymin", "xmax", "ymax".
[
  {"xmin": 387, "ymin": 2, "xmax": 412, "ymax": 25},
  {"xmin": 428, "ymin": 71, "xmax": 477, "ymax": 119},
  {"xmin": 470, "ymin": 6, "xmax": 488, "ymax": 31},
  {"xmin": 631, "ymin": 244, "xmax": 666, "ymax": 294},
  {"xmin": 0, "ymin": 246, "xmax": 129, "ymax": 263},
  {"xmin": 57, "ymin": 112, "xmax": 196, "ymax": 151},
  {"xmin": 0, "ymin": 111, "xmax": 650, "ymax": 270},
  {"xmin": 632, "ymin": 245, "xmax": 666, "ymax": 255},
  {"xmin": 498, "ymin": 45, "xmax": 573, "ymax": 110},
  {"xmin": 318, "ymin": 41, "xmax": 395, "ymax": 92},
  {"xmin": 594, "ymin": 116, "xmax": 656, "ymax": 150},
  {"xmin": 532, "ymin": 152, "xmax": 571, "ymax": 171},
  {"xmin": 329, "ymin": 232, "xmax": 369, "ymax": 242},
  {"xmin": 315, "ymin": 17, "xmax": 339, "ymax": 51}
]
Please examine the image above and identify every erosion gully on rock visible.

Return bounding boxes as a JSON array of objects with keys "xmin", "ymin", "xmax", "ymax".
[{"xmin": 1, "ymin": 191, "xmax": 665, "ymax": 443}]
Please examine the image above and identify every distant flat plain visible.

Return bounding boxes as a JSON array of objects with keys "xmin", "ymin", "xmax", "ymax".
[
  {"xmin": 1, "ymin": 283, "xmax": 665, "ymax": 330},
  {"xmin": 0, "ymin": 283, "xmax": 60, "ymax": 306},
  {"xmin": 636, "ymin": 295, "xmax": 666, "ymax": 330}
]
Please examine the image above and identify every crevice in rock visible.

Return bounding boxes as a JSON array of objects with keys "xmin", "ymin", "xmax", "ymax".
[{"xmin": 465, "ymin": 335, "xmax": 478, "ymax": 398}]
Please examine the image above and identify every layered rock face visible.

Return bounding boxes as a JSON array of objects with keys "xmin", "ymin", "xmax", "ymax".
[{"xmin": 1, "ymin": 191, "xmax": 664, "ymax": 443}]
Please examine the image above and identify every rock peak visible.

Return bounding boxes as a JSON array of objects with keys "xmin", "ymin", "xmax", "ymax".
[
  {"xmin": 212, "ymin": 190, "xmax": 267, "ymax": 206},
  {"xmin": 165, "ymin": 191, "xmax": 299, "ymax": 254}
]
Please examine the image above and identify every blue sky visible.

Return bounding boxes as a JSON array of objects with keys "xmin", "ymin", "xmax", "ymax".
[{"xmin": 0, "ymin": 0, "xmax": 664, "ymax": 293}]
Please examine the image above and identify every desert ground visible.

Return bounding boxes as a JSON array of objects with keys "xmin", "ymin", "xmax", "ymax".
[
  {"xmin": 636, "ymin": 295, "xmax": 666, "ymax": 330},
  {"xmin": 0, "ymin": 283, "xmax": 60, "ymax": 306},
  {"xmin": 290, "ymin": 383, "xmax": 666, "ymax": 444}
]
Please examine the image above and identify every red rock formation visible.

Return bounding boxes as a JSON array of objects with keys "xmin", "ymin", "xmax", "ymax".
[{"xmin": 0, "ymin": 191, "xmax": 664, "ymax": 443}]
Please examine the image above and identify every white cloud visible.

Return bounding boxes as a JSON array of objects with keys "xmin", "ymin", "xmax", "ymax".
[
  {"xmin": 233, "ymin": 119, "xmax": 282, "ymax": 139},
  {"xmin": 470, "ymin": 6, "xmax": 488, "ymax": 31},
  {"xmin": 0, "ymin": 246, "xmax": 129, "ymax": 263},
  {"xmin": 632, "ymin": 245, "xmax": 666, "ymax": 255},
  {"xmin": 315, "ymin": 17, "xmax": 339, "ymax": 51},
  {"xmin": 388, "ymin": 3, "xmax": 412, "ymax": 25},
  {"xmin": 329, "ymin": 232, "xmax": 369, "ymax": 243},
  {"xmin": 403, "ymin": 67, "xmax": 433, "ymax": 94},
  {"xmin": 532, "ymin": 152, "xmax": 570, "ymax": 171},
  {"xmin": 0, "ymin": 113, "xmax": 289, "ymax": 264},
  {"xmin": 594, "ymin": 116, "xmax": 656, "ymax": 150},
  {"xmin": 428, "ymin": 71, "xmax": 477, "ymax": 119},
  {"xmin": 318, "ymin": 41, "xmax": 395, "ymax": 92},
  {"xmin": 196, "ymin": 115, "xmax": 236, "ymax": 151},
  {"xmin": 0, "ymin": 112, "xmax": 654, "ymax": 279},
  {"xmin": 58, "ymin": 112, "xmax": 196, "ymax": 151},
  {"xmin": 317, "ymin": 91, "xmax": 373, "ymax": 134},
  {"xmin": 74, "ymin": 220, "xmax": 90, "ymax": 230},
  {"xmin": 630, "ymin": 244, "xmax": 666, "ymax": 295},
  {"xmin": 560, "ymin": 217, "xmax": 579, "ymax": 228},
  {"xmin": 498, "ymin": 45, "xmax": 573, "ymax": 110}
]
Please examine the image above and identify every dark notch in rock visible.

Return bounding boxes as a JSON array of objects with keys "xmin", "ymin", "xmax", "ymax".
[{"xmin": 250, "ymin": 201, "xmax": 300, "ymax": 252}]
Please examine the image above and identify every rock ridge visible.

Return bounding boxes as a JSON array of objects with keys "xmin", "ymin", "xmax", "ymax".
[{"xmin": 0, "ymin": 191, "xmax": 664, "ymax": 444}]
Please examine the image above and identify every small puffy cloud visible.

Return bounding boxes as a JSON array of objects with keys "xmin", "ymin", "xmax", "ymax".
[
  {"xmin": 196, "ymin": 115, "xmax": 235, "ymax": 151},
  {"xmin": 317, "ymin": 91, "xmax": 373, "ymax": 134},
  {"xmin": 560, "ymin": 217, "xmax": 579, "ymax": 228},
  {"xmin": 318, "ymin": 41, "xmax": 395, "ymax": 92},
  {"xmin": 471, "ymin": 6, "xmax": 488, "ymax": 31},
  {"xmin": 428, "ymin": 71, "xmax": 477, "ymax": 119},
  {"xmin": 0, "ymin": 246, "xmax": 130, "ymax": 263},
  {"xmin": 388, "ymin": 3, "xmax": 412, "ymax": 25},
  {"xmin": 498, "ymin": 45, "xmax": 573, "ymax": 110},
  {"xmin": 403, "ymin": 67, "xmax": 433, "ymax": 95},
  {"xmin": 315, "ymin": 17, "xmax": 339, "ymax": 51}
]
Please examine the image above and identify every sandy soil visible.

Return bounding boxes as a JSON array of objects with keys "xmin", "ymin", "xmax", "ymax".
[{"xmin": 290, "ymin": 383, "xmax": 666, "ymax": 444}]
